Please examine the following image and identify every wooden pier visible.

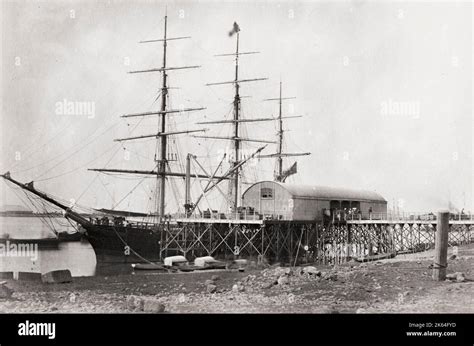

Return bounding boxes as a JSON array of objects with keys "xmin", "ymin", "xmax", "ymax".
[{"xmin": 160, "ymin": 213, "xmax": 474, "ymax": 265}]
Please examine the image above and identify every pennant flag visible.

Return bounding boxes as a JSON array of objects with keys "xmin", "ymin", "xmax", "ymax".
[
  {"xmin": 277, "ymin": 162, "xmax": 297, "ymax": 182},
  {"xmin": 286, "ymin": 162, "xmax": 297, "ymax": 176},
  {"xmin": 229, "ymin": 22, "xmax": 240, "ymax": 37}
]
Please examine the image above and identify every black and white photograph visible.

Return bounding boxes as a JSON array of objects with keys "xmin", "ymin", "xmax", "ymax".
[{"xmin": 0, "ymin": 0, "xmax": 472, "ymax": 343}]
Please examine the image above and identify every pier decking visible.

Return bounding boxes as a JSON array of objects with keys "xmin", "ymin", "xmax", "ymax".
[{"xmin": 160, "ymin": 212, "xmax": 474, "ymax": 265}]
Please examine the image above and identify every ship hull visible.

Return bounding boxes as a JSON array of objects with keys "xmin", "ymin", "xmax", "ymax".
[{"xmin": 84, "ymin": 224, "xmax": 163, "ymax": 264}]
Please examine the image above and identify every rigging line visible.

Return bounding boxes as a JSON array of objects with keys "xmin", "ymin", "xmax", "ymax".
[
  {"xmin": 34, "ymin": 122, "xmax": 120, "ymax": 180},
  {"xmin": 166, "ymin": 161, "xmax": 182, "ymax": 213},
  {"xmin": 8, "ymin": 19, "xmax": 166, "ymax": 174},
  {"xmin": 13, "ymin": 77, "xmax": 157, "ymax": 175},
  {"xmin": 201, "ymin": 104, "xmax": 233, "ymax": 168},
  {"xmin": 136, "ymin": 16, "xmax": 165, "ymax": 46},
  {"xmin": 113, "ymin": 147, "xmax": 151, "ymax": 209},
  {"xmin": 74, "ymin": 145, "xmax": 123, "ymax": 205},
  {"xmin": 37, "ymin": 197, "xmax": 59, "ymax": 233},
  {"xmin": 126, "ymin": 127, "xmax": 149, "ymax": 172},
  {"xmin": 97, "ymin": 174, "xmax": 116, "ymax": 205},
  {"xmin": 8, "ymin": 183, "xmax": 36, "ymax": 211},
  {"xmin": 111, "ymin": 176, "xmax": 148, "ymax": 210},
  {"xmin": 35, "ymin": 144, "xmax": 118, "ymax": 182},
  {"xmin": 11, "ymin": 119, "xmax": 119, "ymax": 175},
  {"xmin": 39, "ymin": 190, "xmax": 87, "ymax": 211},
  {"xmin": 153, "ymin": 90, "xmax": 163, "ymax": 104},
  {"xmin": 54, "ymin": 217, "xmax": 73, "ymax": 227},
  {"xmin": 168, "ymin": 114, "xmax": 185, "ymax": 176},
  {"xmin": 8, "ymin": 184, "xmax": 36, "ymax": 216},
  {"xmin": 18, "ymin": 188, "xmax": 57, "ymax": 236},
  {"xmin": 140, "ymin": 181, "xmax": 154, "ymax": 203},
  {"xmin": 208, "ymin": 85, "xmax": 231, "ymax": 104},
  {"xmin": 126, "ymin": 150, "xmax": 155, "ymax": 161},
  {"xmin": 9, "ymin": 121, "xmax": 75, "ymax": 170},
  {"xmin": 36, "ymin": 102, "xmax": 146, "ymax": 184},
  {"xmin": 169, "ymin": 176, "xmax": 181, "ymax": 213},
  {"xmin": 72, "ymin": 137, "xmax": 143, "ymax": 208},
  {"xmin": 18, "ymin": 121, "xmax": 118, "ymax": 178},
  {"xmin": 109, "ymin": 225, "xmax": 158, "ymax": 265},
  {"xmin": 65, "ymin": 217, "xmax": 80, "ymax": 233}
]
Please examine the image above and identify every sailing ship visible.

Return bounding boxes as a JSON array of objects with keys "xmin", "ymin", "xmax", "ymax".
[{"xmin": 1, "ymin": 15, "xmax": 310, "ymax": 264}]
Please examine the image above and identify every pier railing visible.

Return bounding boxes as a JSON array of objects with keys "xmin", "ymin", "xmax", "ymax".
[
  {"xmin": 92, "ymin": 210, "xmax": 473, "ymax": 225},
  {"xmin": 176, "ymin": 210, "xmax": 474, "ymax": 223},
  {"xmin": 175, "ymin": 209, "xmax": 300, "ymax": 221},
  {"xmin": 176, "ymin": 210, "xmax": 264, "ymax": 221},
  {"xmin": 340, "ymin": 211, "xmax": 474, "ymax": 222}
]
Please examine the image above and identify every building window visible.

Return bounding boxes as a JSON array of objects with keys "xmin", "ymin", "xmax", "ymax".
[{"xmin": 261, "ymin": 187, "xmax": 274, "ymax": 199}]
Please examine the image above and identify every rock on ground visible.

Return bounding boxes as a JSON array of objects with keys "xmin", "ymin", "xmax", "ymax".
[
  {"xmin": 261, "ymin": 282, "xmax": 275, "ymax": 289},
  {"xmin": 262, "ymin": 267, "xmax": 293, "ymax": 278},
  {"xmin": 302, "ymin": 266, "xmax": 321, "ymax": 276},
  {"xmin": 446, "ymin": 272, "xmax": 466, "ymax": 282},
  {"xmin": 232, "ymin": 284, "xmax": 245, "ymax": 292},
  {"xmin": 41, "ymin": 270, "xmax": 72, "ymax": 284},
  {"xmin": 126, "ymin": 295, "xmax": 144, "ymax": 311},
  {"xmin": 143, "ymin": 299, "xmax": 166, "ymax": 313},
  {"xmin": 277, "ymin": 276, "xmax": 289, "ymax": 285},
  {"xmin": 206, "ymin": 284, "xmax": 217, "ymax": 294},
  {"xmin": 0, "ymin": 282, "xmax": 13, "ymax": 299}
]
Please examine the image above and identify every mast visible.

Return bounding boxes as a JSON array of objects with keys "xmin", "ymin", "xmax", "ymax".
[
  {"xmin": 158, "ymin": 14, "xmax": 168, "ymax": 219},
  {"xmin": 232, "ymin": 31, "xmax": 241, "ymax": 210},
  {"xmin": 261, "ymin": 80, "xmax": 311, "ymax": 182},
  {"xmin": 184, "ymin": 153, "xmax": 192, "ymax": 216},
  {"xmin": 277, "ymin": 80, "xmax": 283, "ymax": 179},
  {"xmin": 90, "ymin": 13, "xmax": 205, "ymax": 219},
  {"xmin": 202, "ymin": 22, "xmax": 269, "ymax": 211}
]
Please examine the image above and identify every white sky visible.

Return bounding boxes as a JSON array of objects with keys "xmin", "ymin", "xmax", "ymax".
[{"xmin": 0, "ymin": 0, "xmax": 472, "ymax": 213}]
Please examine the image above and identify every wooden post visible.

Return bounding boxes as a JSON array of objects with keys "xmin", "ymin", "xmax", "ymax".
[
  {"xmin": 184, "ymin": 154, "xmax": 191, "ymax": 217},
  {"xmin": 432, "ymin": 211, "xmax": 449, "ymax": 281},
  {"xmin": 289, "ymin": 225, "xmax": 293, "ymax": 265}
]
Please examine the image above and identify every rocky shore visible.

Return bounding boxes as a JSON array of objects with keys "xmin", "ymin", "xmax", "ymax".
[{"xmin": 0, "ymin": 244, "xmax": 473, "ymax": 313}]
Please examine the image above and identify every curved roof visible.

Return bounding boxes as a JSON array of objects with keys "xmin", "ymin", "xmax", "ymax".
[{"xmin": 244, "ymin": 181, "xmax": 386, "ymax": 202}]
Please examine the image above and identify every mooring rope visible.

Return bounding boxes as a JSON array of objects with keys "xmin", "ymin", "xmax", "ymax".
[{"xmin": 107, "ymin": 225, "xmax": 161, "ymax": 265}]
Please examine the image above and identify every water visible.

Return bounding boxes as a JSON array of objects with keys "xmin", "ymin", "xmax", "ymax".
[{"xmin": 0, "ymin": 216, "xmax": 96, "ymax": 277}]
